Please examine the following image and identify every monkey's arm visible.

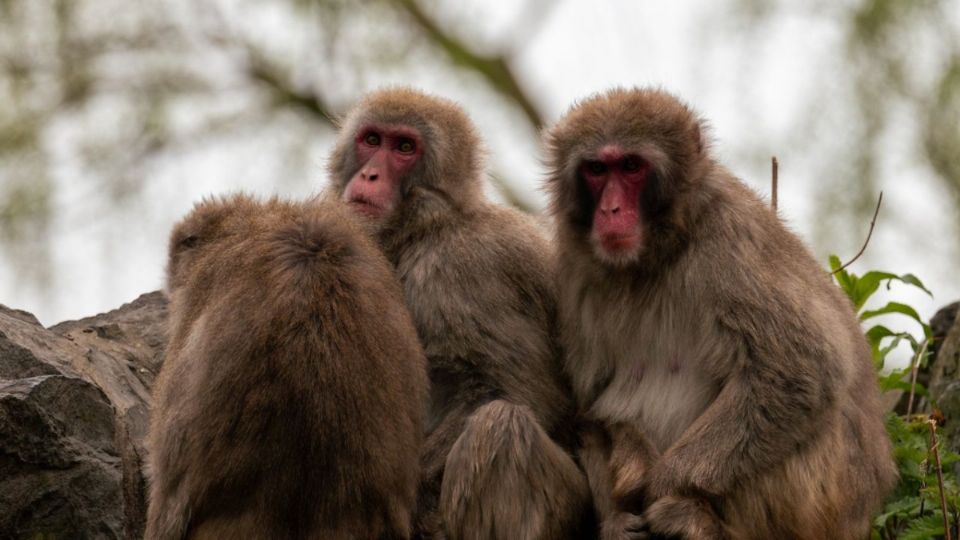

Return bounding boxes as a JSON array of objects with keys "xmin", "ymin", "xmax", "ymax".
[
  {"xmin": 643, "ymin": 307, "xmax": 838, "ymax": 501},
  {"xmin": 415, "ymin": 393, "xmax": 493, "ymax": 535}
]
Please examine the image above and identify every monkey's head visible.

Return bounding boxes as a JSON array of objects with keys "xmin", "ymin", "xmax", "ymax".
[
  {"xmin": 165, "ymin": 195, "xmax": 272, "ymax": 334},
  {"xmin": 545, "ymin": 87, "xmax": 709, "ymax": 268},
  {"xmin": 328, "ymin": 87, "xmax": 484, "ymax": 229}
]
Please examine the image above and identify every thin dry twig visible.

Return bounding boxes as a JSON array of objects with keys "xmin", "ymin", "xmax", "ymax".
[
  {"xmin": 929, "ymin": 418, "xmax": 952, "ymax": 540},
  {"xmin": 391, "ymin": 0, "xmax": 544, "ymax": 129},
  {"xmin": 771, "ymin": 157, "xmax": 778, "ymax": 211},
  {"xmin": 831, "ymin": 192, "xmax": 883, "ymax": 274},
  {"xmin": 245, "ymin": 48, "xmax": 336, "ymax": 125},
  {"xmin": 907, "ymin": 338, "xmax": 931, "ymax": 417}
]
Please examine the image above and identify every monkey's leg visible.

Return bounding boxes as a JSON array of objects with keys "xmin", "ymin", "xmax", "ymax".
[
  {"xmin": 641, "ymin": 495, "xmax": 726, "ymax": 540},
  {"xmin": 579, "ymin": 421, "xmax": 659, "ymax": 540},
  {"xmin": 439, "ymin": 400, "xmax": 592, "ymax": 540}
]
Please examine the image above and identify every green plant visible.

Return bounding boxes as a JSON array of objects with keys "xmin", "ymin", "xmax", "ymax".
[{"xmin": 829, "ymin": 256, "xmax": 959, "ymax": 539}]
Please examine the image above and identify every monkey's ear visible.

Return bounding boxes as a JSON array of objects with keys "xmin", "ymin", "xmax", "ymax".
[
  {"xmin": 170, "ymin": 194, "xmax": 248, "ymax": 253},
  {"xmin": 174, "ymin": 232, "xmax": 200, "ymax": 250}
]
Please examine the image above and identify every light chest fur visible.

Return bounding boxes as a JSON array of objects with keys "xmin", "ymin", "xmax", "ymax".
[{"xmin": 562, "ymin": 259, "xmax": 733, "ymax": 453}]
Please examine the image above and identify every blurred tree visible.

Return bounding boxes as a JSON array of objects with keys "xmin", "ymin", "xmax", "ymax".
[
  {"xmin": 729, "ymin": 0, "xmax": 959, "ymax": 253},
  {"xmin": 0, "ymin": 0, "xmax": 545, "ymax": 263},
  {"xmin": 0, "ymin": 0, "xmax": 957, "ymax": 321}
]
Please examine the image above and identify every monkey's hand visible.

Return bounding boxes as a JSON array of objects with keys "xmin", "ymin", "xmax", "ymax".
[
  {"xmin": 609, "ymin": 421, "xmax": 661, "ymax": 503},
  {"xmin": 640, "ymin": 444, "xmax": 726, "ymax": 504},
  {"xmin": 638, "ymin": 452, "xmax": 685, "ymax": 502},
  {"xmin": 601, "ymin": 511, "xmax": 650, "ymax": 540},
  {"xmin": 641, "ymin": 495, "xmax": 725, "ymax": 540}
]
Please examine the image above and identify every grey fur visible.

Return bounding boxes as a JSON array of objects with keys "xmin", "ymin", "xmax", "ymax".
[
  {"xmin": 145, "ymin": 195, "xmax": 427, "ymax": 540},
  {"xmin": 544, "ymin": 88, "xmax": 896, "ymax": 540},
  {"xmin": 328, "ymin": 88, "xmax": 592, "ymax": 540}
]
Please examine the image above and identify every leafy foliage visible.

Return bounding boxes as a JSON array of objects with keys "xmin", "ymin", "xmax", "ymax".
[{"xmin": 831, "ymin": 257, "xmax": 959, "ymax": 539}]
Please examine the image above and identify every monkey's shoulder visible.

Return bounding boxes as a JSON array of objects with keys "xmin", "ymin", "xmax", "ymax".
[
  {"xmin": 404, "ymin": 203, "xmax": 551, "ymax": 281},
  {"xmin": 398, "ymin": 203, "xmax": 556, "ymax": 344},
  {"xmin": 687, "ymin": 182, "xmax": 865, "ymax": 372}
]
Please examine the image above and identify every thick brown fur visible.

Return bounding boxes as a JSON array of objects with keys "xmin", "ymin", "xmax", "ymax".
[
  {"xmin": 145, "ymin": 195, "xmax": 428, "ymax": 540},
  {"xmin": 328, "ymin": 87, "xmax": 592, "ymax": 540},
  {"xmin": 545, "ymin": 87, "xmax": 896, "ymax": 540}
]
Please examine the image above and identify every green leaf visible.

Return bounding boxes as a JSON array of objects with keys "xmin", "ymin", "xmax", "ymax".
[
  {"xmin": 878, "ymin": 376, "xmax": 928, "ymax": 397},
  {"xmin": 828, "ymin": 254, "xmax": 843, "ymax": 273},
  {"xmin": 829, "ymin": 254, "xmax": 856, "ymax": 299},
  {"xmin": 866, "ymin": 324, "xmax": 896, "ymax": 345},
  {"xmin": 874, "ymin": 495, "xmax": 923, "ymax": 528},
  {"xmin": 860, "ymin": 302, "xmax": 932, "ymax": 338},
  {"xmin": 853, "ymin": 271, "xmax": 898, "ymax": 310},
  {"xmin": 899, "ymin": 513, "xmax": 946, "ymax": 540},
  {"xmin": 878, "ymin": 333, "xmax": 920, "ymax": 361},
  {"xmin": 896, "ymin": 273, "xmax": 934, "ymax": 297},
  {"xmin": 876, "ymin": 364, "xmax": 929, "ymax": 397}
]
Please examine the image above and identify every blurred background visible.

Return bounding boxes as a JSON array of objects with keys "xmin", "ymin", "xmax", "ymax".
[{"xmin": 0, "ymin": 0, "xmax": 958, "ymax": 333}]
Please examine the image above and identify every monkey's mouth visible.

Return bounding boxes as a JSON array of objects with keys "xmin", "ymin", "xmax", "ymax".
[
  {"xmin": 598, "ymin": 233, "xmax": 640, "ymax": 252},
  {"xmin": 347, "ymin": 197, "xmax": 385, "ymax": 219}
]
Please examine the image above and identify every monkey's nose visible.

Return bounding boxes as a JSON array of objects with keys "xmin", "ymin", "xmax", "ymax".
[
  {"xmin": 362, "ymin": 170, "xmax": 380, "ymax": 181},
  {"xmin": 601, "ymin": 206, "xmax": 620, "ymax": 215}
]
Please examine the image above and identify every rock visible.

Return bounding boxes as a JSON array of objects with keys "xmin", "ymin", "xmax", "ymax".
[
  {"xmin": 0, "ymin": 375, "xmax": 121, "ymax": 537},
  {"xmin": 931, "ymin": 301, "xmax": 960, "ymax": 363},
  {"xmin": 925, "ymin": 301, "xmax": 960, "ymax": 476},
  {"xmin": 892, "ymin": 301, "xmax": 960, "ymax": 415},
  {"xmin": 929, "ymin": 301, "xmax": 960, "ymax": 401},
  {"xmin": 0, "ymin": 292, "xmax": 168, "ymax": 539}
]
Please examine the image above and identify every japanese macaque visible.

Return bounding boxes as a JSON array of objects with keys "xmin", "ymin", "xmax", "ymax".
[
  {"xmin": 328, "ymin": 88, "xmax": 592, "ymax": 539},
  {"xmin": 145, "ymin": 195, "xmax": 428, "ymax": 540},
  {"xmin": 544, "ymin": 88, "xmax": 896, "ymax": 540}
]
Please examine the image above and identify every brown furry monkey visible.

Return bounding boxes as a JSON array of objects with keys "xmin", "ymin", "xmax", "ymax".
[
  {"xmin": 328, "ymin": 88, "xmax": 592, "ymax": 540},
  {"xmin": 145, "ymin": 195, "xmax": 428, "ymax": 540},
  {"xmin": 544, "ymin": 88, "xmax": 896, "ymax": 540}
]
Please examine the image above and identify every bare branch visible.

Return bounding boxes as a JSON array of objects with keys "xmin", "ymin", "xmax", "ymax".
[
  {"xmin": 907, "ymin": 338, "xmax": 931, "ymax": 417},
  {"xmin": 245, "ymin": 48, "xmax": 336, "ymax": 126},
  {"xmin": 771, "ymin": 156, "xmax": 778, "ymax": 211},
  {"xmin": 929, "ymin": 418, "xmax": 952, "ymax": 540},
  {"xmin": 831, "ymin": 191, "xmax": 883, "ymax": 275},
  {"xmin": 391, "ymin": 0, "xmax": 545, "ymax": 130}
]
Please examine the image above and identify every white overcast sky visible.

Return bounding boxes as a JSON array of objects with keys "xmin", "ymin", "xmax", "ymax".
[{"xmin": 0, "ymin": 0, "xmax": 956, "ymax": 363}]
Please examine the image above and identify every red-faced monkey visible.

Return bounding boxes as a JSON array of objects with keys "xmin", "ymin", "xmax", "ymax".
[
  {"xmin": 544, "ymin": 88, "xmax": 896, "ymax": 540},
  {"xmin": 145, "ymin": 195, "xmax": 428, "ymax": 540},
  {"xmin": 328, "ymin": 88, "xmax": 592, "ymax": 539}
]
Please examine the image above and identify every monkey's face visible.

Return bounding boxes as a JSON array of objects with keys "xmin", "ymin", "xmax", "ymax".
[
  {"xmin": 579, "ymin": 146, "xmax": 651, "ymax": 265},
  {"xmin": 546, "ymin": 87, "xmax": 705, "ymax": 269},
  {"xmin": 329, "ymin": 88, "xmax": 485, "ymax": 231},
  {"xmin": 342, "ymin": 123, "xmax": 424, "ymax": 222}
]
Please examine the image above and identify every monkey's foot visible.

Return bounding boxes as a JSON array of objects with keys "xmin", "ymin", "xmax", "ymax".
[
  {"xmin": 641, "ymin": 495, "xmax": 725, "ymax": 540},
  {"xmin": 601, "ymin": 511, "xmax": 650, "ymax": 540}
]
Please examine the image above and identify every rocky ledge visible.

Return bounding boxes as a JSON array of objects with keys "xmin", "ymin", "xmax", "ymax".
[{"xmin": 0, "ymin": 292, "xmax": 167, "ymax": 539}]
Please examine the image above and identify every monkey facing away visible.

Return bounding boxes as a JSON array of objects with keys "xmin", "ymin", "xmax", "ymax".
[
  {"xmin": 544, "ymin": 88, "xmax": 896, "ymax": 540},
  {"xmin": 327, "ymin": 88, "xmax": 592, "ymax": 539},
  {"xmin": 145, "ymin": 195, "xmax": 428, "ymax": 540}
]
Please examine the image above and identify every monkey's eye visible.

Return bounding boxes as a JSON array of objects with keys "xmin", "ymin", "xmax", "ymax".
[
  {"xmin": 364, "ymin": 132, "xmax": 381, "ymax": 146},
  {"xmin": 397, "ymin": 138, "xmax": 416, "ymax": 154},
  {"xmin": 622, "ymin": 156, "xmax": 644, "ymax": 173},
  {"xmin": 584, "ymin": 161, "xmax": 607, "ymax": 175},
  {"xmin": 179, "ymin": 235, "xmax": 199, "ymax": 249}
]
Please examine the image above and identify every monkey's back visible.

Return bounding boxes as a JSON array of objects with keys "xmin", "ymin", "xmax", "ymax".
[
  {"xmin": 147, "ymin": 196, "xmax": 427, "ymax": 540},
  {"xmin": 695, "ymin": 174, "xmax": 897, "ymax": 539}
]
